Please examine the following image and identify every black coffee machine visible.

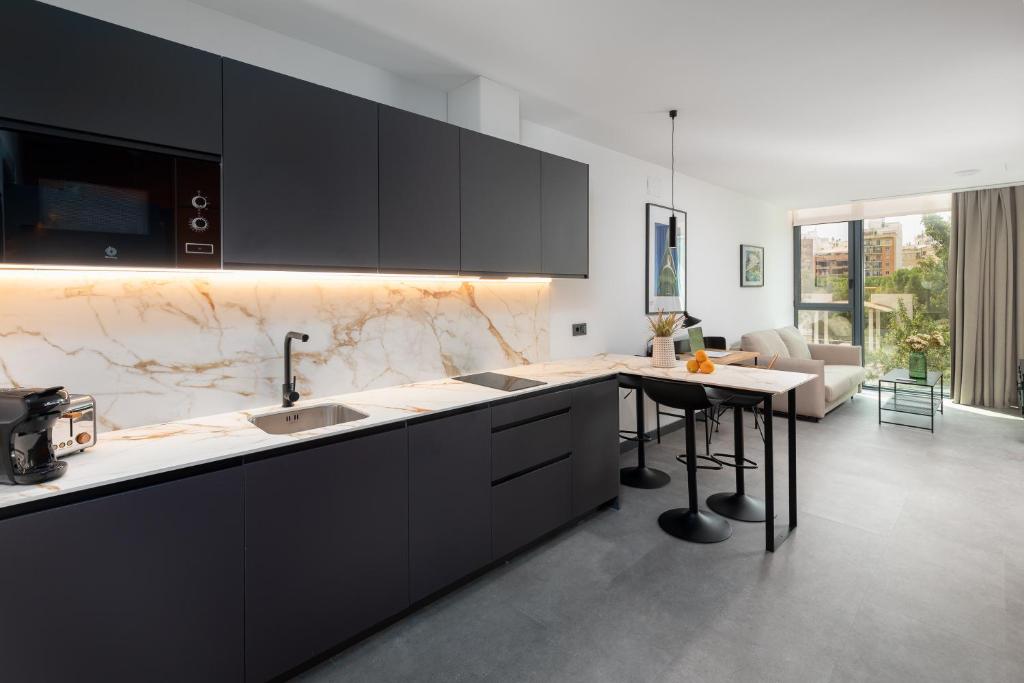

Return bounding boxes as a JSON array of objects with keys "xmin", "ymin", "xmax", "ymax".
[{"xmin": 0, "ymin": 387, "xmax": 69, "ymax": 485}]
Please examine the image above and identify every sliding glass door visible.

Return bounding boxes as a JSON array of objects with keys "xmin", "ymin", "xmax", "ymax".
[{"xmin": 794, "ymin": 214, "xmax": 951, "ymax": 389}]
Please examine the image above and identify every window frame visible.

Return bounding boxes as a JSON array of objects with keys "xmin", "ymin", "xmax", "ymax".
[{"xmin": 792, "ymin": 220, "xmax": 864, "ymax": 357}]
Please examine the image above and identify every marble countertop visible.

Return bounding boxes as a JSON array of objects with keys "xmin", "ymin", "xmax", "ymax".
[{"xmin": 0, "ymin": 354, "xmax": 815, "ymax": 512}]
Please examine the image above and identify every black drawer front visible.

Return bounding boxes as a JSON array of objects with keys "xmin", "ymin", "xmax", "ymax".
[
  {"xmin": 490, "ymin": 389, "xmax": 571, "ymax": 430},
  {"xmin": 492, "ymin": 458, "xmax": 572, "ymax": 559},
  {"xmin": 491, "ymin": 412, "xmax": 571, "ymax": 482}
]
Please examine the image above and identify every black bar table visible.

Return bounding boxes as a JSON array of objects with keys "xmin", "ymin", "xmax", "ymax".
[{"xmin": 619, "ymin": 363, "xmax": 811, "ymax": 553}]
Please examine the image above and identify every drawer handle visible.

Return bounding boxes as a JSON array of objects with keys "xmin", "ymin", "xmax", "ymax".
[{"xmin": 491, "ymin": 452, "xmax": 570, "ymax": 486}]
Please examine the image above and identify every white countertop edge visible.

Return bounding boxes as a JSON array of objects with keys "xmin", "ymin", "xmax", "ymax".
[{"xmin": 0, "ymin": 354, "xmax": 817, "ymax": 512}]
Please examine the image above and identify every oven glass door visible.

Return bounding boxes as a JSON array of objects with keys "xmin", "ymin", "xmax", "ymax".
[{"xmin": 0, "ymin": 128, "xmax": 175, "ymax": 267}]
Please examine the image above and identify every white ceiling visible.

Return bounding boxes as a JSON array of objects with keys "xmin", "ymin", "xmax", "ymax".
[{"xmin": 192, "ymin": 0, "xmax": 1024, "ymax": 209}]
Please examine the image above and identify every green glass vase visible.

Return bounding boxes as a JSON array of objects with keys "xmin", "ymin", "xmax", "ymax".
[{"xmin": 908, "ymin": 351, "xmax": 928, "ymax": 380}]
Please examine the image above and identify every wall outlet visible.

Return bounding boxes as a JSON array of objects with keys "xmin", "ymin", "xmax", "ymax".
[{"xmin": 572, "ymin": 322, "xmax": 587, "ymax": 337}]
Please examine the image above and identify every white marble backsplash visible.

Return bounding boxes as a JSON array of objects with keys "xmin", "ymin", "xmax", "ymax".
[{"xmin": 0, "ymin": 271, "xmax": 549, "ymax": 431}]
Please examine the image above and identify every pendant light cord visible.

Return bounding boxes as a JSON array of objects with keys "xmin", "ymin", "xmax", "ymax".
[{"xmin": 670, "ymin": 109, "xmax": 676, "ymax": 211}]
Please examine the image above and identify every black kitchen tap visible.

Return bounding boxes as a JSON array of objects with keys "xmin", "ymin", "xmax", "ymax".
[{"xmin": 282, "ymin": 331, "xmax": 309, "ymax": 407}]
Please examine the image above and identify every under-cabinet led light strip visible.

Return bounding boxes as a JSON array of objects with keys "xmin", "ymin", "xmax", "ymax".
[{"xmin": 0, "ymin": 263, "xmax": 551, "ymax": 284}]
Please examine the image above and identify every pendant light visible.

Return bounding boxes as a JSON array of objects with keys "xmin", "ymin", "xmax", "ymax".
[
  {"xmin": 668, "ymin": 109, "xmax": 678, "ymax": 248},
  {"xmin": 666, "ymin": 108, "xmax": 698, "ymax": 328}
]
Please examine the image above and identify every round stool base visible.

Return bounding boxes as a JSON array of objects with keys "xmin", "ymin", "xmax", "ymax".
[
  {"xmin": 620, "ymin": 466, "xmax": 671, "ymax": 489},
  {"xmin": 658, "ymin": 508, "xmax": 732, "ymax": 543},
  {"xmin": 706, "ymin": 492, "xmax": 767, "ymax": 522}
]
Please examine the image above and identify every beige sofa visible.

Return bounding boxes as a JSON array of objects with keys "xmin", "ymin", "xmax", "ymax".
[{"xmin": 740, "ymin": 326, "xmax": 866, "ymax": 419}]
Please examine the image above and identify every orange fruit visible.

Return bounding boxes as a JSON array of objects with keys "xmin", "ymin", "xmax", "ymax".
[
  {"xmin": 686, "ymin": 359, "xmax": 700, "ymax": 373},
  {"xmin": 699, "ymin": 361, "xmax": 716, "ymax": 374},
  {"xmin": 694, "ymin": 350, "xmax": 708, "ymax": 363}
]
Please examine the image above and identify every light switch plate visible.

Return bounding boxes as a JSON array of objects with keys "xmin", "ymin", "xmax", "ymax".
[{"xmin": 572, "ymin": 323, "xmax": 587, "ymax": 336}]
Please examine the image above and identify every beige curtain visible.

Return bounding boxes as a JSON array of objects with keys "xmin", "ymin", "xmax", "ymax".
[{"xmin": 949, "ymin": 185, "xmax": 1024, "ymax": 406}]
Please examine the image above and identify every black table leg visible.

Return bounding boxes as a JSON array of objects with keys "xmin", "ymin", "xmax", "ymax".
[
  {"xmin": 620, "ymin": 377, "xmax": 670, "ymax": 489},
  {"xmin": 764, "ymin": 392, "xmax": 774, "ymax": 552},
  {"xmin": 788, "ymin": 387, "xmax": 797, "ymax": 532}
]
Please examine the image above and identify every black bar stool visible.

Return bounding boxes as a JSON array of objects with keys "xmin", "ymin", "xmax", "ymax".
[
  {"xmin": 653, "ymin": 336, "xmax": 728, "ymax": 443},
  {"xmin": 642, "ymin": 378, "xmax": 731, "ymax": 543},
  {"xmin": 618, "ymin": 373, "xmax": 670, "ymax": 489},
  {"xmin": 705, "ymin": 390, "xmax": 767, "ymax": 522}
]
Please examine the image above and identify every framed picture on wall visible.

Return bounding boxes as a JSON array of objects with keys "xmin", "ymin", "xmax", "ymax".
[
  {"xmin": 740, "ymin": 244, "xmax": 765, "ymax": 287},
  {"xmin": 645, "ymin": 203, "xmax": 686, "ymax": 314}
]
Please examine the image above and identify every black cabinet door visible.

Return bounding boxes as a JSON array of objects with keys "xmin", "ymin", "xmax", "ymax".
[
  {"xmin": 0, "ymin": 468, "xmax": 244, "ymax": 682},
  {"xmin": 222, "ymin": 60, "xmax": 378, "ymax": 270},
  {"xmin": 571, "ymin": 379, "xmax": 620, "ymax": 515},
  {"xmin": 379, "ymin": 106, "xmax": 460, "ymax": 273},
  {"xmin": 244, "ymin": 429, "xmax": 409, "ymax": 682},
  {"xmin": 492, "ymin": 458, "xmax": 572, "ymax": 559},
  {"xmin": 409, "ymin": 408, "xmax": 491, "ymax": 602},
  {"xmin": 541, "ymin": 152, "xmax": 590, "ymax": 277},
  {"xmin": 0, "ymin": 0, "xmax": 221, "ymax": 153},
  {"xmin": 460, "ymin": 130, "xmax": 541, "ymax": 274}
]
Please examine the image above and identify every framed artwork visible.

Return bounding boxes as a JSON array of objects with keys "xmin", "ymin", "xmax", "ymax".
[
  {"xmin": 645, "ymin": 203, "xmax": 686, "ymax": 314},
  {"xmin": 740, "ymin": 244, "xmax": 765, "ymax": 287}
]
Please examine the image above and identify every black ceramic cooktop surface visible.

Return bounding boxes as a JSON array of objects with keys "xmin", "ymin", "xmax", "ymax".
[{"xmin": 453, "ymin": 372, "xmax": 547, "ymax": 392}]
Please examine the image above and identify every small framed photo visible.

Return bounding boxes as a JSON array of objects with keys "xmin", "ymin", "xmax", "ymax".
[
  {"xmin": 740, "ymin": 244, "xmax": 764, "ymax": 287},
  {"xmin": 645, "ymin": 203, "xmax": 686, "ymax": 314}
]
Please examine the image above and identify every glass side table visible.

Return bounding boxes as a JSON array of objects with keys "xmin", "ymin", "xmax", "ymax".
[{"xmin": 877, "ymin": 369, "xmax": 943, "ymax": 432}]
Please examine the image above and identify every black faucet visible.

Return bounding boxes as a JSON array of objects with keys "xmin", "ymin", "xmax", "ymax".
[{"xmin": 282, "ymin": 331, "xmax": 309, "ymax": 407}]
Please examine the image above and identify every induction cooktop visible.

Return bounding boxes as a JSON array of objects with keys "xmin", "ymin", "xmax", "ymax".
[{"xmin": 453, "ymin": 372, "xmax": 547, "ymax": 392}]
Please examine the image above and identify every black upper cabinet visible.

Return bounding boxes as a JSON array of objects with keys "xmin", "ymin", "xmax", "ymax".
[
  {"xmin": 379, "ymin": 106, "xmax": 461, "ymax": 273},
  {"xmin": 409, "ymin": 409, "xmax": 492, "ymax": 603},
  {"xmin": 222, "ymin": 60, "xmax": 378, "ymax": 270},
  {"xmin": 0, "ymin": 467, "xmax": 244, "ymax": 683},
  {"xmin": 244, "ymin": 429, "xmax": 409, "ymax": 682},
  {"xmin": 542, "ymin": 153, "xmax": 590, "ymax": 277},
  {"xmin": 460, "ymin": 130, "xmax": 542, "ymax": 274},
  {"xmin": 571, "ymin": 379, "xmax": 620, "ymax": 515},
  {"xmin": 0, "ymin": 0, "xmax": 221, "ymax": 153}
]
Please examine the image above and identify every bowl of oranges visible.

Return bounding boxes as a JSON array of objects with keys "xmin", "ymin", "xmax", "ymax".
[{"xmin": 686, "ymin": 349, "xmax": 716, "ymax": 374}]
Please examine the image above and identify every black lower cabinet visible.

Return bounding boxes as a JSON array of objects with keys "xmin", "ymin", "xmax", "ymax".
[
  {"xmin": 409, "ymin": 409, "xmax": 491, "ymax": 602},
  {"xmin": 571, "ymin": 379, "xmax": 621, "ymax": 515},
  {"xmin": 244, "ymin": 429, "xmax": 409, "ymax": 682},
  {"xmin": 0, "ymin": 467, "xmax": 244, "ymax": 683},
  {"xmin": 492, "ymin": 458, "xmax": 572, "ymax": 559}
]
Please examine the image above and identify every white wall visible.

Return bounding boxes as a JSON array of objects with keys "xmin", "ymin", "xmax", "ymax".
[
  {"xmin": 521, "ymin": 121, "xmax": 792, "ymax": 359},
  {"xmin": 43, "ymin": 0, "xmax": 794, "ymax": 359}
]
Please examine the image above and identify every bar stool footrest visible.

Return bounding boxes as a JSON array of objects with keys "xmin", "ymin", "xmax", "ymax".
[
  {"xmin": 675, "ymin": 453, "xmax": 724, "ymax": 471},
  {"xmin": 710, "ymin": 452, "xmax": 758, "ymax": 470}
]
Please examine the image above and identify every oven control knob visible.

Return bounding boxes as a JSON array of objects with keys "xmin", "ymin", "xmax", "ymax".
[
  {"xmin": 191, "ymin": 193, "xmax": 209, "ymax": 209},
  {"xmin": 189, "ymin": 216, "xmax": 209, "ymax": 232}
]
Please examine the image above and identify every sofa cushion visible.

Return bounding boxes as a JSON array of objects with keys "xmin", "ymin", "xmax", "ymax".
[
  {"xmin": 823, "ymin": 364, "xmax": 866, "ymax": 403},
  {"xmin": 740, "ymin": 329, "xmax": 790, "ymax": 358},
  {"xmin": 776, "ymin": 326, "xmax": 812, "ymax": 360}
]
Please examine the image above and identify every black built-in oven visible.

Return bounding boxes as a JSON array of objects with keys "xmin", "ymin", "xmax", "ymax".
[{"xmin": 0, "ymin": 125, "xmax": 220, "ymax": 268}]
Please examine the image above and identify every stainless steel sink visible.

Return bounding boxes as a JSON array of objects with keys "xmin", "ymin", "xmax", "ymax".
[{"xmin": 249, "ymin": 403, "xmax": 369, "ymax": 435}]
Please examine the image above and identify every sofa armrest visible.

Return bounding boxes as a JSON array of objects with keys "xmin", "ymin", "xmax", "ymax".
[
  {"xmin": 771, "ymin": 356, "xmax": 825, "ymax": 377},
  {"xmin": 808, "ymin": 343, "xmax": 862, "ymax": 366},
  {"xmin": 771, "ymin": 357, "xmax": 827, "ymax": 418}
]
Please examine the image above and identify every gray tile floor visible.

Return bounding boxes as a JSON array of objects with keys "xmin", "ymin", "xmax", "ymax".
[{"xmin": 298, "ymin": 394, "xmax": 1024, "ymax": 682}]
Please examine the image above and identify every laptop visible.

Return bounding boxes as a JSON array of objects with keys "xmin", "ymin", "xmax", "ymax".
[{"xmin": 687, "ymin": 326, "xmax": 731, "ymax": 358}]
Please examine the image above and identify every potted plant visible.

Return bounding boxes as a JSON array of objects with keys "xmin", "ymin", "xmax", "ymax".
[
  {"xmin": 900, "ymin": 331, "xmax": 944, "ymax": 380},
  {"xmin": 647, "ymin": 310, "xmax": 682, "ymax": 368}
]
